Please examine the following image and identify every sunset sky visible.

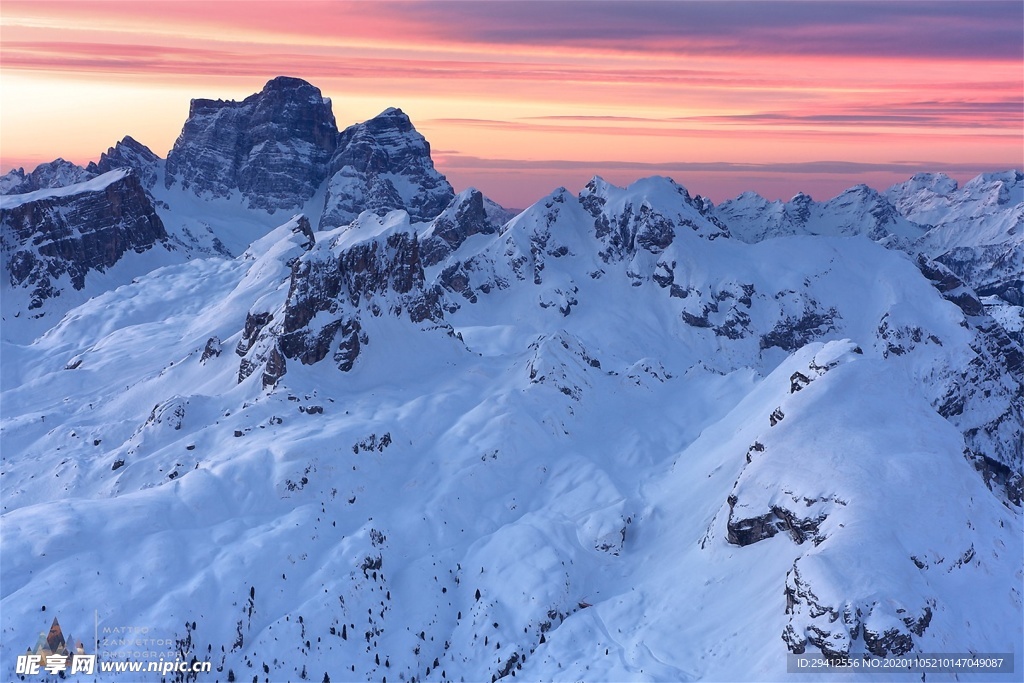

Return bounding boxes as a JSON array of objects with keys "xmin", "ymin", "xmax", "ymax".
[{"xmin": 1, "ymin": 0, "xmax": 1021, "ymax": 208}]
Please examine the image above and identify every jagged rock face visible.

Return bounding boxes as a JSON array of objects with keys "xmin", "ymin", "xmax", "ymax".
[
  {"xmin": 916, "ymin": 257, "xmax": 1024, "ymax": 504},
  {"xmin": 237, "ymin": 213, "xmax": 450, "ymax": 388},
  {"xmin": 0, "ymin": 170, "xmax": 167, "ymax": 308},
  {"xmin": 319, "ymin": 108, "xmax": 454, "ymax": 229},
  {"xmin": 420, "ymin": 189, "xmax": 499, "ymax": 267},
  {"xmin": 783, "ymin": 560, "xmax": 935, "ymax": 659},
  {"xmin": 0, "ymin": 159, "xmax": 94, "ymax": 195},
  {"xmin": 87, "ymin": 136, "xmax": 161, "ymax": 190},
  {"xmin": 938, "ymin": 245, "xmax": 1024, "ymax": 305},
  {"xmin": 165, "ymin": 76, "xmax": 338, "ymax": 211},
  {"xmin": 579, "ymin": 175, "xmax": 729, "ymax": 262},
  {"xmin": 433, "ymin": 178, "xmax": 732, "ymax": 314}
]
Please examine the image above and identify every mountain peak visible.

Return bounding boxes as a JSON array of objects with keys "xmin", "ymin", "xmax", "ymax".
[
  {"xmin": 165, "ymin": 77, "xmax": 338, "ymax": 211},
  {"xmin": 253, "ymin": 76, "xmax": 332, "ymax": 109},
  {"xmin": 376, "ymin": 106, "xmax": 407, "ymax": 118},
  {"xmin": 359, "ymin": 107, "xmax": 416, "ymax": 136},
  {"xmin": 0, "ymin": 158, "xmax": 93, "ymax": 195},
  {"xmin": 320, "ymin": 106, "xmax": 453, "ymax": 228},
  {"xmin": 261, "ymin": 75, "xmax": 317, "ymax": 92},
  {"xmin": 87, "ymin": 136, "xmax": 161, "ymax": 188}
]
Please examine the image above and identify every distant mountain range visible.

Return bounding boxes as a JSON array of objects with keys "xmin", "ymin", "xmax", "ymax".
[{"xmin": 1, "ymin": 77, "xmax": 1020, "ymax": 682}]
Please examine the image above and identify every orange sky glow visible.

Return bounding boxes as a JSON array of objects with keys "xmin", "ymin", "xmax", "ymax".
[{"xmin": 1, "ymin": 0, "xmax": 1021, "ymax": 207}]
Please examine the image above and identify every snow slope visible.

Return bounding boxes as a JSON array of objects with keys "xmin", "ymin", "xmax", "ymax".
[{"xmin": 2, "ymin": 174, "xmax": 1021, "ymax": 682}]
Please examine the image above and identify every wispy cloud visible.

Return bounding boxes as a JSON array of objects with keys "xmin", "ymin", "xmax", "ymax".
[
  {"xmin": 9, "ymin": 1, "xmax": 1015, "ymax": 60},
  {"xmin": 434, "ymin": 153, "xmax": 1019, "ymax": 176},
  {"xmin": 399, "ymin": 0, "xmax": 1023, "ymax": 60}
]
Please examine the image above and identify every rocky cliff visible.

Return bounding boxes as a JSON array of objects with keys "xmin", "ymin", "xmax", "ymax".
[
  {"xmin": 319, "ymin": 107, "xmax": 454, "ymax": 229},
  {"xmin": 87, "ymin": 136, "xmax": 162, "ymax": 190},
  {"xmin": 165, "ymin": 76, "xmax": 338, "ymax": 211},
  {"xmin": 236, "ymin": 212, "xmax": 453, "ymax": 388},
  {"xmin": 0, "ymin": 158, "xmax": 94, "ymax": 196},
  {"xmin": 1, "ymin": 169, "xmax": 168, "ymax": 309},
  {"xmin": 162, "ymin": 78, "xmax": 455, "ymax": 225}
]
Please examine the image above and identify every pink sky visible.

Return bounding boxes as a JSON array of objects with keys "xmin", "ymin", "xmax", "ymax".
[{"xmin": 1, "ymin": 1, "xmax": 1021, "ymax": 207}]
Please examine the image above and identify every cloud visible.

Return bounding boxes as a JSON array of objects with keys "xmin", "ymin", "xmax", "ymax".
[
  {"xmin": 425, "ymin": 111, "xmax": 1022, "ymax": 140},
  {"xmin": 521, "ymin": 100, "xmax": 1024, "ymax": 129},
  {"xmin": 4, "ymin": 1, "xmax": 1021, "ymax": 62},
  {"xmin": 2, "ymin": 1, "xmax": 1020, "ymax": 207},
  {"xmin": 434, "ymin": 152, "xmax": 1021, "ymax": 177},
  {"xmin": 391, "ymin": 0, "xmax": 1024, "ymax": 61}
]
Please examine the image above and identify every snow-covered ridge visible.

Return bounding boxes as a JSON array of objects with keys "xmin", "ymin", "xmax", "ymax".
[
  {"xmin": 0, "ymin": 168, "xmax": 129, "ymax": 210},
  {"xmin": 1, "ymin": 168, "xmax": 172, "ymax": 334}
]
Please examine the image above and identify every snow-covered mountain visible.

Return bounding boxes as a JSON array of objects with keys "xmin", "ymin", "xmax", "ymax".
[
  {"xmin": 715, "ymin": 184, "xmax": 925, "ymax": 248},
  {"xmin": 0, "ymin": 78, "xmax": 460, "ymax": 336},
  {"xmin": 889, "ymin": 171, "xmax": 1024, "ymax": 307},
  {"xmin": 0, "ymin": 158, "xmax": 96, "ymax": 195},
  {"xmin": 320, "ymin": 107, "xmax": 454, "ymax": 229},
  {"xmin": 0, "ymin": 169, "xmax": 178, "ymax": 342},
  {"xmin": 714, "ymin": 172, "xmax": 1023, "ymax": 313},
  {"xmin": 1, "ymin": 78, "xmax": 1021, "ymax": 682}
]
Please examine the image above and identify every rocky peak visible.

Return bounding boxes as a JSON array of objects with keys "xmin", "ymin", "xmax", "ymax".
[
  {"xmin": 0, "ymin": 168, "xmax": 28, "ymax": 195},
  {"xmin": 783, "ymin": 192, "xmax": 813, "ymax": 224},
  {"xmin": 962, "ymin": 170, "xmax": 1024, "ymax": 208},
  {"xmin": 580, "ymin": 175, "xmax": 616, "ymax": 201},
  {"xmin": 165, "ymin": 76, "xmax": 337, "ymax": 211},
  {"xmin": 0, "ymin": 159, "xmax": 94, "ymax": 196},
  {"xmin": 735, "ymin": 190, "xmax": 770, "ymax": 206},
  {"xmin": 580, "ymin": 176, "xmax": 728, "ymax": 260},
  {"xmin": 1, "ymin": 169, "xmax": 168, "ymax": 310},
  {"xmin": 884, "ymin": 173, "xmax": 958, "ymax": 226},
  {"xmin": 87, "ymin": 136, "xmax": 162, "ymax": 189},
  {"xmin": 897, "ymin": 172, "xmax": 959, "ymax": 195},
  {"xmin": 714, "ymin": 192, "xmax": 787, "ymax": 243},
  {"xmin": 319, "ymin": 108, "xmax": 454, "ymax": 229},
  {"xmin": 236, "ymin": 211, "xmax": 452, "ymax": 388},
  {"xmin": 420, "ymin": 189, "xmax": 500, "ymax": 266}
]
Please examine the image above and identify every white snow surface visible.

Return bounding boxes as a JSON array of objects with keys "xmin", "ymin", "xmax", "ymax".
[
  {"xmin": 0, "ymin": 169, "xmax": 129, "ymax": 210},
  {"xmin": 1, "ymin": 171, "xmax": 1022, "ymax": 683}
]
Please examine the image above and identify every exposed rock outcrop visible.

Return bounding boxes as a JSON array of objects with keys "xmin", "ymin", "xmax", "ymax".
[
  {"xmin": 1, "ymin": 170, "xmax": 167, "ymax": 309},
  {"xmin": 579, "ymin": 175, "xmax": 728, "ymax": 263},
  {"xmin": 916, "ymin": 256, "xmax": 1024, "ymax": 505},
  {"xmin": 87, "ymin": 136, "xmax": 162, "ymax": 190},
  {"xmin": 420, "ymin": 189, "xmax": 500, "ymax": 267},
  {"xmin": 0, "ymin": 159, "xmax": 94, "ymax": 195},
  {"xmin": 319, "ymin": 107, "xmax": 454, "ymax": 229},
  {"xmin": 783, "ymin": 560, "xmax": 934, "ymax": 659},
  {"xmin": 236, "ymin": 213, "xmax": 452, "ymax": 388},
  {"xmin": 165, "ymin": 76, "xmax": 338, "ymax": 211}
]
